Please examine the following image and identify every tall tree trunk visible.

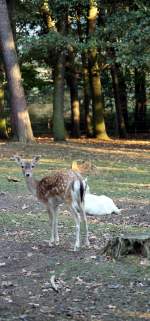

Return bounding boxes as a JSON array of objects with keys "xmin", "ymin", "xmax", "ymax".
[
  {"xmin": 67, "ymin": 51, "xmax": 80, "ymax": 138},
  {"xmin": 76, "ymin": 7, "xmax": 92, "ymax": 137},
  {"xmin": 118, "ymin": 68, "xmax": 129, "ymax": 131},
  {"xmin": 0, "ymin": 0, "xmax": 34, "ymax": 142},
  {"xmin": 69, "ymin": 80, "xmax": 80, "ymax": 138},
  {"xmin": 111, "ymin": 64, "xmax": 127, "ymax": 138},
  {"xmin": 82, "ymin": 52, "xmax": 92, "ymax": 137},
  {"xmin": 88, "ymin": 1, "xmax": 109, "ymax": 140},
  {"xmin": 53, "ymin": 53, "xmax": 66, "ymax": 141},
  {"xmin": 40, "ymin": 1, "xmax": 66, "ymax": 141},
  {"xmin": 134, "ymin": 69, "xmax": 147, "ymax": 132}
]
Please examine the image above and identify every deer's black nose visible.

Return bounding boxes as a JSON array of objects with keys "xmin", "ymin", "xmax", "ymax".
[{"xmin": 25, "ymin": 173, "xmax": 30, "ymax": 177}]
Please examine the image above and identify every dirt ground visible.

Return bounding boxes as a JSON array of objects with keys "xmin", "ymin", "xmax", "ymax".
[{"xmin": 0, "ymin": 139, "xmax": 150, "ymax": 321}]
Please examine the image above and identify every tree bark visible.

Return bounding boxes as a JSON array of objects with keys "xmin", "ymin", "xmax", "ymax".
[
  {"xmin": 40, "ymin": 1, "xmax": 66, "ymax": 141},
  {"xmin": 134, "ymin": 69, "xmax": 147, "ymax": 132},
  {"xmin": 82, "ymin": 52, "xmax": 93, "ymax": 137},
  {"xmin": 111, "ymin": 64, "xmax": 127, "ymax": 138},
  {"xmin": 40, "ymin": 0, "xmax": 56, "ymax": 33},
  {"xmin": 67, "ymin": 51, "xmax": 80, "ymax": 138},
  {"xmin": 118, "ymin": 68, "xmax": 129, "ymax": 132},
  {"xmin": 7, "ymin": 0, "xmax": 16, "ymax": 42},
  {"xmin": 88, "ymin": 1, "xmax": 109, "ymax": 140},
  {"xmin": 102, "ymin": 233, "xmax": 150, "ymax": 259},
  {"xmin": 0, "ymin": 0, "xmax": 34, "ymax": 142},
  {"xmin": 76, "ymin": 7, "xmax": 92, "ymax": 137},
  {"xmin": 53, "ymin": 53, "xmax": 66, "ymax": 141}
]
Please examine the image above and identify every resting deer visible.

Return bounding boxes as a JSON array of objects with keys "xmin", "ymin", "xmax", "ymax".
[{"xmin": 11, "ymin": 155, "xmax": 89, "ymax": 251}]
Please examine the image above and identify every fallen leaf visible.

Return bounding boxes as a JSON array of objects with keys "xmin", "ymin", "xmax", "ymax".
[
  {"xmin": 7, "ymin": 176, "xmax": 20, "ymax": 182},
  {"xmin": 22, "ymin": 204, "xmax": 29, "ymax": 210},
  {"xmin": 40, "ymin": 306, "xmax": 52, "ymax": 313},
  {"xmin": 50, "ymin": 275, "xmax": 59, "ymax": 292}
]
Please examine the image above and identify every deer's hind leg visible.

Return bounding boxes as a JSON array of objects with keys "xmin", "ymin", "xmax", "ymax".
[
  {"xmin": 70, "ymin": 203, "xmax": 81, "ymax": 251},
  {"xmin": 79, "ymin": 204, "xmax": 89, "ymax": 248}
]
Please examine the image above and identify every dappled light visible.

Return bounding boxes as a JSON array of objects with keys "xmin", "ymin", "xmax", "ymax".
[{"xmin": 116, "ymin": 309, "xmax": 150, "ymax": 319}]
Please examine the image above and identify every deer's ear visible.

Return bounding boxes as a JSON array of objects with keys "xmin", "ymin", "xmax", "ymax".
[
  {"xmin": 10, "ymin": 155, "xmax": 22, "ymax": 164},
  {"xmin": 32, "ymin": 155, "xmax": 41, "ymax": 164}
]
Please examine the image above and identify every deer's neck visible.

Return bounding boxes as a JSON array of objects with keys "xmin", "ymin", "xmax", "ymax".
[{"xmin": 25, "ymin": 176, "xmax": 39, "ymax": 197}]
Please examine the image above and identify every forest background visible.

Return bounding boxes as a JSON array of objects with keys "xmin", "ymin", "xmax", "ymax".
[{"xmin": 0, "ymin": 0, "xmax": 150, "ymax": 143}]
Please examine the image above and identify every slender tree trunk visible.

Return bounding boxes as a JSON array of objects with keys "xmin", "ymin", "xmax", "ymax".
[
  {"xmin": 89, "ymin": 53, "xmax": 108, "ymax": 139},
  {"xmin": 82, "ymin": 52, "xmax": 92, "ymax": 137},
  {"xmin": 118, "ymin": 68, "xmax": 129, "ymax": 131},
  {"xmin": 88, "ymin": 1, "xmax": 109, "ymax": 140},
  {"xmin": 40, "ymin": 1, "xmax": 66, "ymax": 141},
  {"xmin": 52, "ymin": 12, "xmax": 67, "ymax": 141},
  {"xmin": 134, "ymin": 69, "xmax": 147, "ymax": 132},
  {"xmin": 76, "ymin": 7, "xmax": 92, "ymax": 137},
  {"xmin": 69, "ymin": 80, "xmax": 80, "ymax": 138},
  {"xmin": 53, "ymin": 53, "xmax": 66, "ymax": 140},
  {"xmin": 0, "ymin": 0, "xmax": 34, "ymax": 142},
  {"xmin": 67, "ymin": 51, "xmax": 80, "ymax": 138},
  {"xmin": 111, "ymin": 64, "xmax": 127, "ymax": 138}
]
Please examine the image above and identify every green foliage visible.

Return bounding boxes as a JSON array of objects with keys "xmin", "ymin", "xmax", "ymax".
[
  {"xmin": 16, "ymin": 0, "xmax": 150, "ymax": 70},
  {"xmin": 21, "ymin": 64, "xmax": 48, "ymax": 92},
  {"xmin": 9, "ymin": 0, "xmax": 149, "ymax": 138},
  {"xmin": 107, "ymin": 9, "xmax": 150, "ymax": 69}
]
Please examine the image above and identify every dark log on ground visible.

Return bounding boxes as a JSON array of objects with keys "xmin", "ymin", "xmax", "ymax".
[{"xmin": 101, "ymin": 233, "xmax": 150, "ymax": 259}]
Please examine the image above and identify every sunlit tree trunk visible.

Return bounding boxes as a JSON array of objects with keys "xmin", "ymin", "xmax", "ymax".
[
  {"xmin": 88, "ymin": 1, "xmax": 109, "ymax": 140},
  {"xmin": 70, "ymin": 79, "xmax": 80, "ymax": 138},
  {"xmin": 67, "ymin": 51, "xmax": 80, "ymax": 138},
  {"xmin": 134, "ymin": 69, "xmax": 147, "ymax": 132},
  {"xmin": 40, "ymin": 0, "xmax": 56, "ymax": 33},
  {"xmin": 0, "ymin": 0, "xmax": 34, "ymax": 142}
]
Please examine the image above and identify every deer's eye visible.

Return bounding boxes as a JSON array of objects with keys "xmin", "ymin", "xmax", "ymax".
[
  {"xmin": 21, "ymin": 166, "xmax": 24, "ymax": 169},
  {"xmin": 31, "ymin": 165, "xmax": 35, "ymax": 168}
]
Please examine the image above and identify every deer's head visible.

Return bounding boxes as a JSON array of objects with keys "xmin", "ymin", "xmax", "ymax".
[{"xmin": 11, "ymin": 155, "xmax": 41, "ymax": 177}]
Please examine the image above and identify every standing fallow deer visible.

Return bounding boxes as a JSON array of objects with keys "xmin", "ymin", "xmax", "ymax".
[{"xmin": 11, "ymin": 155, "xmax": 89, "ymax": 251}]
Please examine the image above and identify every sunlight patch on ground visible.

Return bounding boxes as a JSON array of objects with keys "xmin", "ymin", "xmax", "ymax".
[
  {"xmin": 96, "ymin": 166, "xmax": 148, "ymax": 173},
  {"xmin": 39, "ymin": 141, "xmax": 150, "ymax": 160},
  {"xmin": 116, "ymin": 309, "xmax": 150, "ymax": 319}
]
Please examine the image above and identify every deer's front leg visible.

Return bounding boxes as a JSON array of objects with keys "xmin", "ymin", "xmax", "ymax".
[
  {"xmin": 54, "ymin": 208, "xmax": 59, "ymax": 245},
  {"xmin": 47, "ymin": 205, "xmax": 55, "ymax": 246}
]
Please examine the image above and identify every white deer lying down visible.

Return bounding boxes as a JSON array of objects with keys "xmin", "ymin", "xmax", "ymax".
[
  {"xmin": 85, "ymin": 187, "xmax": 121, "ymax": 216},
  {"xmin": 11, "ymin": 155, "xmax": 89, "ymax": 251}
]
